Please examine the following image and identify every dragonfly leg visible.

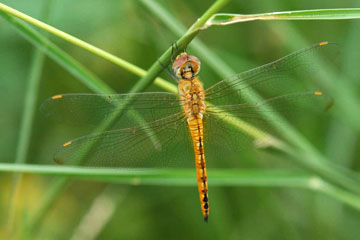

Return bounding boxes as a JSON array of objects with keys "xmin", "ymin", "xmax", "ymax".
[
  {"xmin": 171, "ymin": 41, "xmax": 179, "ymax": 62},
  {"xmin": 157, "ymin": 58, "xmax": 178, "ymax": 82}
]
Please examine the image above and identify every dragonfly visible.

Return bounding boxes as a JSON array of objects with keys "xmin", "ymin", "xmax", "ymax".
[{"xmin": 41, "ymin": 42, "xmax": 333, "ymax": 222}]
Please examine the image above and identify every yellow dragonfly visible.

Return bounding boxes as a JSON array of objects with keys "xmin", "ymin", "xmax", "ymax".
[{"xmin": 41, "ymin": 42, "xmax": 332, "ymax": 222}]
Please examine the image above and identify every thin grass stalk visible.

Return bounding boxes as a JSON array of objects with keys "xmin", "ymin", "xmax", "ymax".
[
  {"xmin": 5, "ymin": 0, "xmax": 54, "ymax": 234},
  {"xmin": 1, "ymin": 163, "xmax": 360, "ymax": 211},
  {"xmin": 6, "ymin": 49, "xmax": 46, "ymax": 233}
]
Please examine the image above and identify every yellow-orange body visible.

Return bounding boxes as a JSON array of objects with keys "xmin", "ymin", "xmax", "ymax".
[{"xmin": 173, "ymin": 52, "xmax": 209, "ymax": 221}]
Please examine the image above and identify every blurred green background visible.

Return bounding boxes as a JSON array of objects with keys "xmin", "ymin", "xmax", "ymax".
[{"xmin": 1, "ymin": 0, "xmax": 360, "ymax": 239}]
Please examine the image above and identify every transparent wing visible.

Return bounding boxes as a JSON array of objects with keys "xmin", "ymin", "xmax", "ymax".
[
  {"xmin": 41, "ymin": 92, "xmax": 183, "ymax": 129},
  {"xmin": 205, "ymin": 42, "xmax": 336, "ymax": 105},
  {"xmin": 53, "ymin": 112, "xmax": 195, "ymax": 168},
  {"xmin": 203, "ymin": 91, "xmax": 332, "ymax": 165},
  {"xmin": 208, "ymin": 92, "xmax": 332, "ymax": 117}
]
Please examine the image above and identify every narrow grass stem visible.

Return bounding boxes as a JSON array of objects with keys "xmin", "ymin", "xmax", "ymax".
[
  {"xmin": 1, "ymin": 163, "xmax": 360, "ymax": 211},
  {"xmin": 6, "ymin": 48, "xmax": 46, "ymax": 233},
  {"xmin": 5, "ymin": 0, "xmax": 54, "ymax": 234}
]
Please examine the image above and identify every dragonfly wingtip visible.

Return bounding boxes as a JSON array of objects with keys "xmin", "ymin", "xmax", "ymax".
[
  {"xmin": 51, "ymin": 94, "xmax": 63, "ymax": 100},
  {"xmin": 319, "ymin": 41, "xmax": 329, "ymax": 46}
]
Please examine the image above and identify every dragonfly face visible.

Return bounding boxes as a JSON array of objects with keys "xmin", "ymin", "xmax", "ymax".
[
  {"xmin": 41, "ymin": 42, "xmax": 333, "ymax": 222},
  {"xmin": 172, "ymin": 52, "xmax": 201, "ymax": 79}
]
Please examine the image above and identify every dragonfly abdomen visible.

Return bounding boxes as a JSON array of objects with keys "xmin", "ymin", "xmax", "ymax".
[{"xmin": 188, "ymin": 118, "xmax": 209, "ymax": 222}]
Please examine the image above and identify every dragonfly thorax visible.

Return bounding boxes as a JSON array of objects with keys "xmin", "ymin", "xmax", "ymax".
[
  {"xmin": 178, "ymin": 78, "xmax": 206, "ymax": 120},
  {"xmin": 172, "ymin": 52, "xmax": 201, "ymax": 80}
]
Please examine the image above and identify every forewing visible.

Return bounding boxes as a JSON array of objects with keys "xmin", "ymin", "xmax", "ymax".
[
  {"xmin": 41, "ymin": 92, "xmax": 183, "ymax": 129},
  {"xmin": 205, "ymin": 42, "xmax": 336, "ymax": 105}
]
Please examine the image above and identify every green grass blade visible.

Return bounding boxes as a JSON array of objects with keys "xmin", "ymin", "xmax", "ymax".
[
  {"xmin": 5, "ymin": 0, "xmax": 54, "ymax": 234},
  {"xmin": 14, "ymin": 39, "xmax": 46, "ymax": 165},
  {"xmin": 313, "ymin": 178, "xmax": 360, "ymax": 211},
  {"xmin": 204, "ymin": 9, "xmax": 360, "ymax": 28},
  {"xmin": 6, "ymin": 44, "xmax": 46, "ymax": 233},
  {"xmin": 1, "ymin": 163, "xmax": 360, "ymax": 211},
  {"xmin": 0, "ymin": 163, "xmax": 312, "ymax": 186}
]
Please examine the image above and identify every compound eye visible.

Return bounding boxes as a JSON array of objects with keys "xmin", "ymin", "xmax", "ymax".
[
  {"xmin": 173, "ymin": 66, "xmax": 182, "ymax": 78},
  {"xmin": 191, "ymin": 62, "xmax": 200, "ymax": 75}
]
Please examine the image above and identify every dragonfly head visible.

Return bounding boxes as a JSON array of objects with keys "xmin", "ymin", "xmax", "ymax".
[{"xmin": 172, "ymin": 52, "xmax": 201, "ymax": 80}]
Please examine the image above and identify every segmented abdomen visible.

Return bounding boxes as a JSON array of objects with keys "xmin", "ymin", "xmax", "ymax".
[{"xmin": 188, "ymin": 117, "xmax": 209, "ymax": 221}]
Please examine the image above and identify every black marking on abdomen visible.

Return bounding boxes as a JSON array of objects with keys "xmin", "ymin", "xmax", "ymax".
[{"xmin": 198, "ymin": 136, "xmax": 203, "ymax": 155}]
